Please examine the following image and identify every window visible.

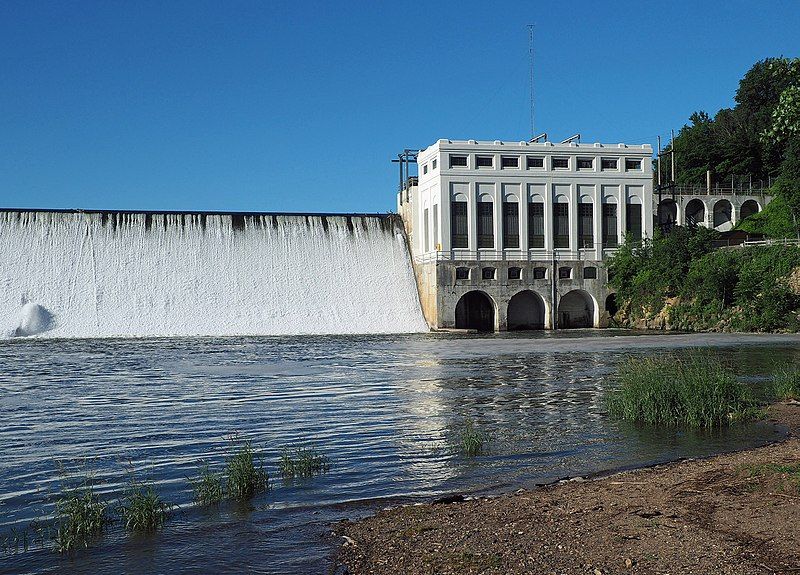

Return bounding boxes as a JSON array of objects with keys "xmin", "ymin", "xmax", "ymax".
[
  {"xmin": 423, "ymin": 208, "xmax": 430, "ymax": 251},
  {"xmin": 584, "ymin": 266, "xmax": 597, "ymax": 279},
  {"xmin": 476, "ymin": 155, "xmax": 494, "ymax": 168},
  {"xmin": 625, "ymin": 158, "xmax": 642, "ymax": 171},
  {"xmin": 508, "ymin": 267, "xmax": 522, "ymax": 280},
  {"xmin": 578, "ymin": 203, "xmax": 593, "ymax": 248},
  {"xmin": 533, "ymin": 267, "xmax": 546, "ymax": 279},
  {"xmin": 432, "ymin": 204, "xmax": 439, "ymax": 250},
  {"xmin": 502, "ymin": 202, "xmax": 519, "ymax": 249},
  {"xmin": 554, "ymin": 203, "xmax": 569, "ymax": 248},
  {"xmin": 423, "ymin": 164, "xmax": 428, "ymax": 174},
  {"xmin": 477, "ymin": 202, "xmax": 494, "ymax": 248},
  {"xmin": 501, "ymin": 156, "xmax": 519, "ymax": 168},
  {"xmin": 552, "ymin": 157, "xmax": 569, "ymax": 169},
  {"xmin": 602, "ymin": 204, "xmax": 618, "ymax": 247},
  {"xmin": 527, "ymin": 156, "xmax": 544, "ymax": 168},
  {"xmin": 451, "ymin": 201, "xmax": 468, "ymax": 248},
  {"xmin": 432, "ymin": 159, "xmax": 437, "ymax": 169},
  {"xmin": 528, "ymin": 202, "xmax": 545, "ymax": 248},
  {"xmin": 482, "ymin": 267, "xmax": 496, "ymax": 280},
  {"xmin": 450, "ymin": 155, "xmax": 468, "ymax": 168},
  {"xmin": 577, "ymin": 157, "xmax": 594, "ymax": 170},
  {"xmin": 456, "ymin": 267, "xmax": 470, "ymax": 280},
  {"xmin": 626, "ymin": 204, "xmax": 642, "ymax": 241},
  {"xmin": 559, "ymin": 266, "xmax": 572, "ymax": 279},
  {"xmin": 601, "ymin": 158, "xmax": 618, "ymax": 170}
]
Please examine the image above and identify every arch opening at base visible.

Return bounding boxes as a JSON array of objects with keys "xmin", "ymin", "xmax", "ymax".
[
  {"xmin": 685, "ymin": 199, "xmax": 706, "ymax": 227},
  {"xmin": 558, "ymin": 289, "xmax": 596, "ymax": 329},
  {"xmin": 455, "ymin": 290, "xmax": 496, "ymax": 332},
  {"xmin": 657, "ymin": 199, "xmax": 678, "ymax": 229},
  {"xmin": 507, "ymin": 290, "xmax": 546, "ymax": 330},
  {"xmin": 740, "ymin": 199, "xmax": 760, "ymax": 221},
  {"xmin": 713, "ymin": 199, "xmax": 733, "ymax": 231}
]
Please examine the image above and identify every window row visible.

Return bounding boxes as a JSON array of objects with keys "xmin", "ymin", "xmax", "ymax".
[
  {"xmin": 444, "ymin": 154, "xmax": 643, "ymax": 172},
  {"xmin": 455, "ymin": 265, "xmax": 598, "ymax": 281},
  {"xmin": 450, "ymin": 201, "xmax": 642, "ymax": 249}
]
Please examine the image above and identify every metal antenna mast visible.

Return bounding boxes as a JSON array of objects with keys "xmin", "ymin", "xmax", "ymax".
[{"xmin": 528, "ymin": 24, "xmax": 535, "ymax": 139}]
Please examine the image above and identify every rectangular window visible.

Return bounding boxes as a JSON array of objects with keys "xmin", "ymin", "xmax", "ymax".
[
  {"xmin": 526, "ymin": 156, "xmax": 544, "ymax": 168},
  {"xmin": 527, "ymin": 202, "xmax": 545, "ymax": 248},
  {"xmin": 602, "ymin": 204, "xmax": 618, "ymax": 247},
  {"xmin": 577, "ymin": 158, "xmax": 594, "ymax": 170},
  {"xmin": 578, "ymin": 203, "xmax": 593, "ymax": 248},
  {"xmin": 559, "ymin": 266, "xmax": 572, "ymax": 279},
  {"xmin": 626, "ymin": 204, "xmax": 642, "ymax": 241},
  {"xmin": 601, "ymin": 158, "xmax": 618, "ymax": 170},
  {"xmin": 477, "ymin": 202, "xmax": 494, "ymax": 248},
  {"xmin": 423, "ymin": 208, "xmax": 430, "ymax": 251},
  {"xmin": 432, "ymin": 158, "xmax": 437, "ymax": 169},
  {"xmin": 423, "ymin": 164, "xmax": 428, "ymax": 174},
  {"xmin": 584, "ymin": 266, "xmax": 598, "ymax": 279},
  {"xmin": 501, "ymin": 156, "xmax": 519, "ymax": 168},
  {"xmin": 625, "ymin": 158, "xmax": 642, "ymax": 171},
  {"xmin": 552, "ymin": 157, "xmax": 569, "ymax": 169},
  {"xmin": 450, "ymin": 155, "xmax": 467, "ymax": 168},
  {"xmin": 508, "ymin": 267, "xmax": 521, "ymax": 280},
  {"xmin": 432, "ymin": 204, "xmax": 439, "ymax": 250},
  {"xmin": 476, "ymin": 155, "xmax": 494, "ymax": 168},
  {"xmin": 456, "ymin": 267, "xmax": 470, "ymax": 280},
  {"xmin": 533, "ymin": 267, "xmax": 546, "ymax": 279},
  {"xmin": 502, "ymin": 202, "xmax": 519, "ymax": 249},
  {"xmin": 554, "ymin": 203, "xmax": 569, "ymax": 248},
  {"xmin": 450, "ymin": 201, "xmax": 468, "ymax": 248}
]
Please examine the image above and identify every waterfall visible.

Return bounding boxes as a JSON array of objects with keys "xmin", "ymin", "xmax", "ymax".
[{"xmin": 0, "ymin": 210, "xmax": 428, "ymax": 338}]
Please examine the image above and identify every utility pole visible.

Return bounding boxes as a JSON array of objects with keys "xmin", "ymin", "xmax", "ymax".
[{"xmin": 528, "ymin": 24, "xmax": 535, "ymax": 139}]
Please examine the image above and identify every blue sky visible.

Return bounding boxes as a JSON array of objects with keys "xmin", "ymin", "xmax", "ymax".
[{"xmin": 1, "ymin": 0, "xmax": 799, "ymax": 213}]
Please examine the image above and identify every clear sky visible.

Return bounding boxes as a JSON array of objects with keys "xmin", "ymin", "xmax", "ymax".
[{"xmin": 1, "ymin": 0, "xmax": 799, "ymax": 214}]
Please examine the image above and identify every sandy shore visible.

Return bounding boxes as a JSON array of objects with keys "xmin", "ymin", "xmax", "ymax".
[{"xmin": 336, "ymin": 403, "xmax": 800, "ymax": 575}]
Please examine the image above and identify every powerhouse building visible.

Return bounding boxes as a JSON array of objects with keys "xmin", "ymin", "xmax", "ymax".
[{"xmin": 398, "ymin": 138, "xmax": 654, "ymax": 331}]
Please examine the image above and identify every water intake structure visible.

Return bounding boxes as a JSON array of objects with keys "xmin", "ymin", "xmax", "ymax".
[{"xmin": 0, "ymin": 210, "xmax": 428, "ymax": 338}]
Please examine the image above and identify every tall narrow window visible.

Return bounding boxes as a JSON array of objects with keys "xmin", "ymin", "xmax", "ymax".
[
  {"xmin": 626, "ymin": 204, "xmax": 642, "ymax": 241},
  {"xmin": 502, "ymin": 202, "xmax": 519, "ymax": 249},
  {"xmin": 423, "ymin": 208, "xmax": 430, "ymax": 251},
  {"xmin": 578, "ymin": 203, "xmax": 593, "ymax": 248},
  {"xmin": 451, "ymin": 201, "xmax": 468, "ymax": 248},
  {"xmin": 554, "ymin": 204, "xmax": 569, "ymax": 248},
  {"xmin": 602, "ymin": 204, "xmax": 618, "ymax": 247},
  {"xmin": 477, "ymin": 202, "xmax": 494, "ymax": 248},
  {"xmin": 432, "ymin": 204, "xmax": 439, "ymax": 250},
  {"xmin": 528, "ymin": 202, "xmax": 545, "ymax": 248}
]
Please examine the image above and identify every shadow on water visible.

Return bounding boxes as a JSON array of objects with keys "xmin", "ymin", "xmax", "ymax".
[{"xmin": 0, "ymin": 331, "xmax": 798, "ymax": 574}]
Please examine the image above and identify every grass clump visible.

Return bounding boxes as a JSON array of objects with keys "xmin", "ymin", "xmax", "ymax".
[
  {"xmin": 459, "ymin": 420, "xmax": 486, "ymax": 457},
  {"xmin": 190, "ymin": 462, "xmax": 224, "ymax": 505},
  {"xmin": 53, "ymin": 483, "xmax": 109, "ymax": 552},
  {"xmin": 605, "ymin": 355, "xmax": 759, "ymax": 428},
  {"xmin": 224, "ymin": 435, "xmax": 269, "ymax": 500},
  {"xmin": 773, "ymin": 367, "xmax": 800, "ymax": 400},
  {"xmin": 279, "ymin": 446, "xmax": 330, "ymax": 479},
  {"xmin": 740, "ymin": 462, "xmax": 800, "ymax": 492},
  {"xmin": 119, "ymin": 482, "xmax": 170, "ymax": 533}
]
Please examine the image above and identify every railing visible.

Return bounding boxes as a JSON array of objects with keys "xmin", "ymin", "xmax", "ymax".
[
  {"xmin": 672, "ymin": 186, "xmax": 771, "ymax": 197},
  {"xmin": 414, "ymin": 248, "xmax": 619, "ymax": 264},
  {"xmin": 742, "ymin": 238, "xmax": 800, "ymax": 247}
]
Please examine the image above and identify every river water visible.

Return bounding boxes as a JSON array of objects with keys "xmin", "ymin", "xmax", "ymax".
[{"xmin": 1, "ymin": 331, "xmax": 798, "ymax": 574}]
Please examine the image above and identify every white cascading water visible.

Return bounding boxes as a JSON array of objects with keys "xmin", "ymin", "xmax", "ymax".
[{"xmin": 0, "ymin": 211, "xmax": 429, "ymax": 338}]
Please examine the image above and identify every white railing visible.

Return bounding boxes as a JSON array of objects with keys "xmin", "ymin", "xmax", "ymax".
[
  {"xmin": 414, "ymin": 248, "xmax": 619, "ymax": 264},
  {"xmin": 742, "ymin": 238, "xmax": 800, "ymax": 247}
]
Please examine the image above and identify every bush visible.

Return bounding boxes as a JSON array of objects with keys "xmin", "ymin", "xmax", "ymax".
[
  {"xmin": 225, "ymin": 436, "xmax": 269, "ymax": 500},
  {"xmin": 773, "ymin": 367, "xmax": 800, "ymax": 400},
  {"xmin": 119, "ymin": 482, "xmax": 170, "ymax": 533},
  {"xmin": 279, "ymin": 446, "xmax": 330, "ymax": 479},
  {"xmin": 606, "ymin": 355, "xmax": 760, "ymax": 427}
]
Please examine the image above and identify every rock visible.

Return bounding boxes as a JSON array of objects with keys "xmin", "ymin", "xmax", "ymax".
[{"xmin": 625, "ymin": 557, "xmax": 634, "ymax": 568}]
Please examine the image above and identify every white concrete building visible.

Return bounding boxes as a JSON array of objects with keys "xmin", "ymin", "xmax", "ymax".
[{"xmin": 398, "ymin": 138, "xmax": 654, "ymax": 331}]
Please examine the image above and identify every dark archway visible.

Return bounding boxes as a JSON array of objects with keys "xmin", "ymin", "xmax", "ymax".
[
  {"xmin": 740, "ymin": 199, "xmax": 760, "ymax": 221},
  {"xmin": 605, "ymin": 293, "xmax": 618, "ymax": 316},
  {"xmin": 558, "ymin": 290, "xmax": 595, "ymax": 329},
  {"xmin": 713, "ymin": 199, "xmax": 733, "ymax": 231},
  {"xmin": 455, "ymin": 291, "xmax": 495, "ymax": 331},
  {"xmin": 507, "ymin": 290, "xmax": 545, "ymax": 330},
  {"xmin": 657, "ymin": 199, "xmax": 678, "ymax": 229},
  {"xmin": 685, "ymin": 199, "xmax": 706, "ymax": 227}
]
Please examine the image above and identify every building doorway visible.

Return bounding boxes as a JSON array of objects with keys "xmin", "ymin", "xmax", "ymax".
[
  {"xmin": 507, "ymin": 290, "xmax": 545, "ymax": 330},
  {"xmin": 455, "ymin": 291, "xmax": 495, "ymax": 331}
]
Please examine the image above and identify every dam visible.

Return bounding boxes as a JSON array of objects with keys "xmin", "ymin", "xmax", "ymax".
[{"xmin": 0, "ymin": 209, "xmax": 428, "ymax": 338}]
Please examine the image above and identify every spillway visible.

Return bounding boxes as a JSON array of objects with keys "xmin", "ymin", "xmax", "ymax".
[{"xmin": 0, "ymin": 210, "xmax": 428, "ymax": 338}]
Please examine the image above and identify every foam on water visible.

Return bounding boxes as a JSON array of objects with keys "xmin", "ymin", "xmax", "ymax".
[{"xmin": 0, "ymin": 210, "xmax": 428, "ymax": 338}]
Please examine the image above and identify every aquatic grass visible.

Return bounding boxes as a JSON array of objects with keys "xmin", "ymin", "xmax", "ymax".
[
  {"xmin": 459, "ymin": 420, "xmax": 486, "ymax": 457},
  {"xmin": 605, "ymin": 355, "xmax": 760, "ymax": 428},
  {"xmin": 190, "ymin": 462, "xmax": 224, "ymax": 505},
  {"xmin": 278, "ymin": 446, "xmax": 331, "ymax": 479},
  {"xmin": 224, "ymin": 435, "xmax": 269, "ymax": 500},
  {"xmin": 53, "ymin": 483, "xmax": 109, "ymax": 552},
  {"xmin": 119, "ymin": 482, "xmax": 170, "ymax": 533},
  {"xmin": 773, "ymin": 366, "xmax": 800, "ymax": 400}
]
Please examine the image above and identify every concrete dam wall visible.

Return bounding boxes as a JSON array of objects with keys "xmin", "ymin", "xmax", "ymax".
[{"xmin": 0, "ymin": 210, "xmax": 428, "ymax": 338}]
